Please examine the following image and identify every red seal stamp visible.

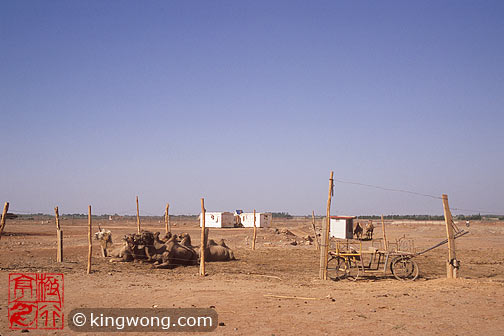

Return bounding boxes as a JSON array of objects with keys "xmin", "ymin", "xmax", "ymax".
[{"xmin": 8, "ymin": 273, "xmax": 64, "ymax": 330}]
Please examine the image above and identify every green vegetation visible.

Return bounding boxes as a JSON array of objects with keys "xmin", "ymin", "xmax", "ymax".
[{"xmin": 272, "ymin": 212, "xmax": 293, "ymax": 219}]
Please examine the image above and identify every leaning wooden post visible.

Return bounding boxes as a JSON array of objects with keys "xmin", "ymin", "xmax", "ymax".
[
  {"xmin": 311, "ymin": 211, "xmax": 320, "ymax": 251},
  {"xmin": 0, "ymin": 202, "xmax": 10, "ymax": 241},
  {"xmin": 199, "ymin": 198, "xmax": 206, "ymax": 276},
  {"xmin": 319, "ymin": 171, "xmax": 334, "ymax": 280},
  {"xmin": 381, "ymin": 214, "xmax": 388, "ymax": 251},
  {"xmin": 136, "ymin": 196, "xmax": 141, "ymax": 234},
  {"xmin": 252, "ymin": 209, "xmax": 257, "ymax": 250},
  {"xmin": 164, "ymin": 203, "xmax": 170, "ymax": 234},
  {"xmin": 87, "ymin": 205, "xmax": 92, "ymax": 275},
  {"xmin": 55, "ymin": 206, "xmax": 63, "ymax": 262},
  {"xmin": 442, "ymin": 194, "xmax": 458, "ymax": 279}
]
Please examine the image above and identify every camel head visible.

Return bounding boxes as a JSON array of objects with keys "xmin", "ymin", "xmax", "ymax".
[
  {"xmin": 140, "ymin": 231, "xmax": 154, "ymax": 246},
  {"xmin": 218, "ymin": 239, "xmax": 229, "ymax": 248},
  {"xmin": 94, "ymin": 229, "xmax": 111, "ymax": 241},
  {"xmin": 94, "ymin": 230, "xmax": 113, "ymax": 249},
  {"xmin": 180, "ymin": 233, "xmax": 192, "ymax": 247}
]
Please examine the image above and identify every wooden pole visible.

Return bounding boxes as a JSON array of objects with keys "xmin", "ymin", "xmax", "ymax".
[
  {"xmin": 252, "ymin": 209, "xmax": 257, "ymax": 250},
  {"xmin": 87, "ymin": 205, "xmax": 92, "ymax": 275},
  {"xmin": 0, "ymin": 202, "xmax": 10, "ymax": 241},
  {"xmin": 199, "ymin": 198, "xmax": 206, "ymax": 276},
  {"xmin": 319, "ymin": 171, "xmax": 334, "ymax": 280},
  {"xmin": 136, "ymin": 196, "xmax": 141, "ymax": 234},
  {"xmin": 381, "ymin": 214, "xmax": 388, "ymax": 251},
  {"xmin": 165, "ymin": 203, "xmax": 170, "ymax": 234},
  {"xmin": 442, "ymin": 194, "xmax": 457, "ymax": 279},
  {"xmin": 311, "ymin": 211, "xmax": 320, "ymax": 251},
  {"xmin": 204, "ymin": 228, "xmax": 209, "ymax": 249},
  {"xmin": 55, "ymin": 206, "xmax": 63, "ymax": 262}
]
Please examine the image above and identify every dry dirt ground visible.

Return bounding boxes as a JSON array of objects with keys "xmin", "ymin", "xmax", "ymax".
[{"xmin": 1, "ymin": 217, "xmax": 503, "ymax": 335}]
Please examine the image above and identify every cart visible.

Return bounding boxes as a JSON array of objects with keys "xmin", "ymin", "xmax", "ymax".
[
  {"xmin": 327, "ymin": 229, "xmax": 469, "ymax": 281},
  {"xmin": 327, "ymin": 241, "xmax": 418, "ymax": 281}
]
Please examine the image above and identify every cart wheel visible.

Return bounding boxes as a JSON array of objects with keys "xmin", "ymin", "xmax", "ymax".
[
  {"xmin": 391, "ymin": 257, "xmax": 419, "ymax": 281},
  {"xmin": 389, "ymin": 256, "xmax": 411, "ymax": 275},
  {"xmin": 327, "ymin": 256, "xmax": 347, "ymax": 280},
  {"xmin": 346, "ymin": 257, "xmax": 361, "ymax": 281}
]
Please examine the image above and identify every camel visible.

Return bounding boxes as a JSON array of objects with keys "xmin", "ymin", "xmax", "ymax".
[
  {"xmin": 180, "ymin": 233, "xmax": 196, "ymax": 249},
  {"xmin": 152, "ymin": 235, "xmax": 198, "ymax": 269},
  {"xmin": 124, "ymin": 233, "xmax": 151, "ymax": 261},
  {"xmin": 353, "ymin": 223, "xmax": 363, "ymax": 240},
  {"xmin": 365, "ymin": 221, "xmax": 375, "ymax": 240},
  {"xmin": 156, "ymin": 232, "xmax": 172, "ymax": 243},
  {"xmin": 152, "ymin": 232, "xmax": 172, "ymax": 249},
  {"xmin": 179, "ymin": 234, "xmax": 235, "ymax": 262},
  {"xmin": 205, "ymin": 239, "xmax": 236, "ymax": 261},
  {"xmin": 141, "ymin": 231, "xmax": 169, "ymax": 261},
  {"xmin": 94, "ymin": 230, "xmax": 134, "ymax": 262}
]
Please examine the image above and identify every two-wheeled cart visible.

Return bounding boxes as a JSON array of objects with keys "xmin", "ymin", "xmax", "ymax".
[{"xmin": 327, "ymin": 229, "xmax": 469, "ymax": 281}]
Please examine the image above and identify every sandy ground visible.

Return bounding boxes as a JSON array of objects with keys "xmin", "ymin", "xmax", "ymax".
[{"xmin": 1, "ymin": 217, "xmax": 503, "ymax": 335}]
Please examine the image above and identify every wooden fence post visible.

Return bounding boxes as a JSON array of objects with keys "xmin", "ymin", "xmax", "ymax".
[
  {"xmin": 136, "ymin": 196, "xmax": 141, "ymax": 234},
  {"xmin": 87, "ymin": 205, "xmax": 92, "ymax": 274},
  {"xmin": 0, "ymin": 202, "xmax": 9, "ymax": 241},
  {"xmin": 311, "ymin": 211, "xmax": 320, "ymax": 251},
  {"xmin": 442, "ymin": 194, "xmax": 458, "ymax": 279},
  {"xmin": 381, "ymin": 214, "xmax": 388, "ymax": 251},
  {"xmin": 252, "ymin": 209, "xmax": 257, "ymax": 250},
  {"xmin": 165, "ymin": 203, "xmax": 170, "ymax": 234},
  {"xmin": 200, "ymin": 198, "xmax": 206, "ymax": 276},
  {"xmin": 319, "ymin": 171, "xmax": 334, "ymax": 280},
  {"xmin": 55, "ymin": 206, "xmax": 63, "ymax": 262}
]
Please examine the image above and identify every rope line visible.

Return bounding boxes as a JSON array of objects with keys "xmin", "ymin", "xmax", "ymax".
[
  {"xmin": 333, "ymin": 177, "xmax": 503, "ymax": 215},
  {"xmin": 333, "ymin": 178, "xmax": 442, "ymax": 200}
]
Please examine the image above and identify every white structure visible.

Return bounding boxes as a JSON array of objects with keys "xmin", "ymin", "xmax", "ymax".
[
  {"xmin": 239, "ymin": 212, "xmax": 272, "ymax": 228},
  {"xmin": 330, "ymin": 216, "xmax": 356, "ymax": 239},
  {"xmin": 199, "ymin": 212, "xmax": 235, "ymax": 228}
]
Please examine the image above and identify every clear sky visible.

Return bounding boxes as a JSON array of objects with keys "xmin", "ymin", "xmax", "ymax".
[{"xmin": 1, "ymin": 1, "xmax": 503, "ymax": 216}]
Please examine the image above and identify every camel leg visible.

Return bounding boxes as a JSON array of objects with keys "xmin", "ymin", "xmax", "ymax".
[{"xmin": 153, "ymin": 262, "xmax": 173, "ymax": 269}]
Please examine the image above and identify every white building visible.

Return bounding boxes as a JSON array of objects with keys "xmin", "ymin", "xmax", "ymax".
[
  {"xmin": 239, "ymin": 212, "xmax": 272, "ymax": 228},
  {"xmin": 199, "ymin": 212, "xmax": 235, "ymax": 228},
  {"xmin": 330, "ymin": 216, "xmax": 356, "ymax": 239}
]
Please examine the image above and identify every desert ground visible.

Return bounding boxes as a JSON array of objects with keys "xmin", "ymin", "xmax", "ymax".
[{"xmin": 1, "ymin": 216, "xmax": 503, "ymax": 335}]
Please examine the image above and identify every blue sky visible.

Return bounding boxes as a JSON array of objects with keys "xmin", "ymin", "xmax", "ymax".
[{"xmin": 1, "ymin": 1, "xmax": 503, "ymax": 215}]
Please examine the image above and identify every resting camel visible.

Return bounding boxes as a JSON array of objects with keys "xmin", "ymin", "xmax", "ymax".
[
  {"xmin": 94, "ymin": 230, "xmax": 134, "ymax": 262},
  {"xmin": 152, "ymin": 235, "xmax": 198, "ymax": 269},
  {"xmin": 180, "ymin": 233, "xmax": 235, "ymax": 262},
  {"xmin": 353, "ymin": 223, "xmax": 363, "ymax": 240},
  {"xmin": 156, "ymin": 232, "xmax": 172, "ymax": 243},
  {"xmin": 141, "ymin": 231, "xmax": 168, "ymax": 261},
  {"xmin": 205, "ymin": 239, "xmax": 236, "ymax": 261},
  {"xmin": 179, "ymin": 233, "xmax": 195, "ymax": 248}
]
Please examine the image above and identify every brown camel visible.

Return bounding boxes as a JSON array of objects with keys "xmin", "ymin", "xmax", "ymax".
[
  {"xmin": 205, "ymin": 239, "xmax": 235, "ymax": 261},
  {"xmin": 152, "ymin": 236, "xmax": 198, "ymax": 269},
  {"xmin": 354, "ymin": 223, "xmax": 363, "ymax": 240},
  {"xmin": 94, "ymin": 230, "xmax": 134, "ymax": 262},
  {"xmin": 365, "ymin": 221, "xmax": 375, "ymax": 240}
]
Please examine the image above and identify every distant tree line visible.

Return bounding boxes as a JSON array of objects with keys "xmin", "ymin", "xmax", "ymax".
[
  {"xmin": 358, "ymin": 214, "xmax": 503, "ymax": 221},
  {"xmin": 272, "ymin": 212, "xmax": 293, "ymax": 219},
  {"xmin": 10, "ymin": 212, "xmax": 503, "ymax": 221}
]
